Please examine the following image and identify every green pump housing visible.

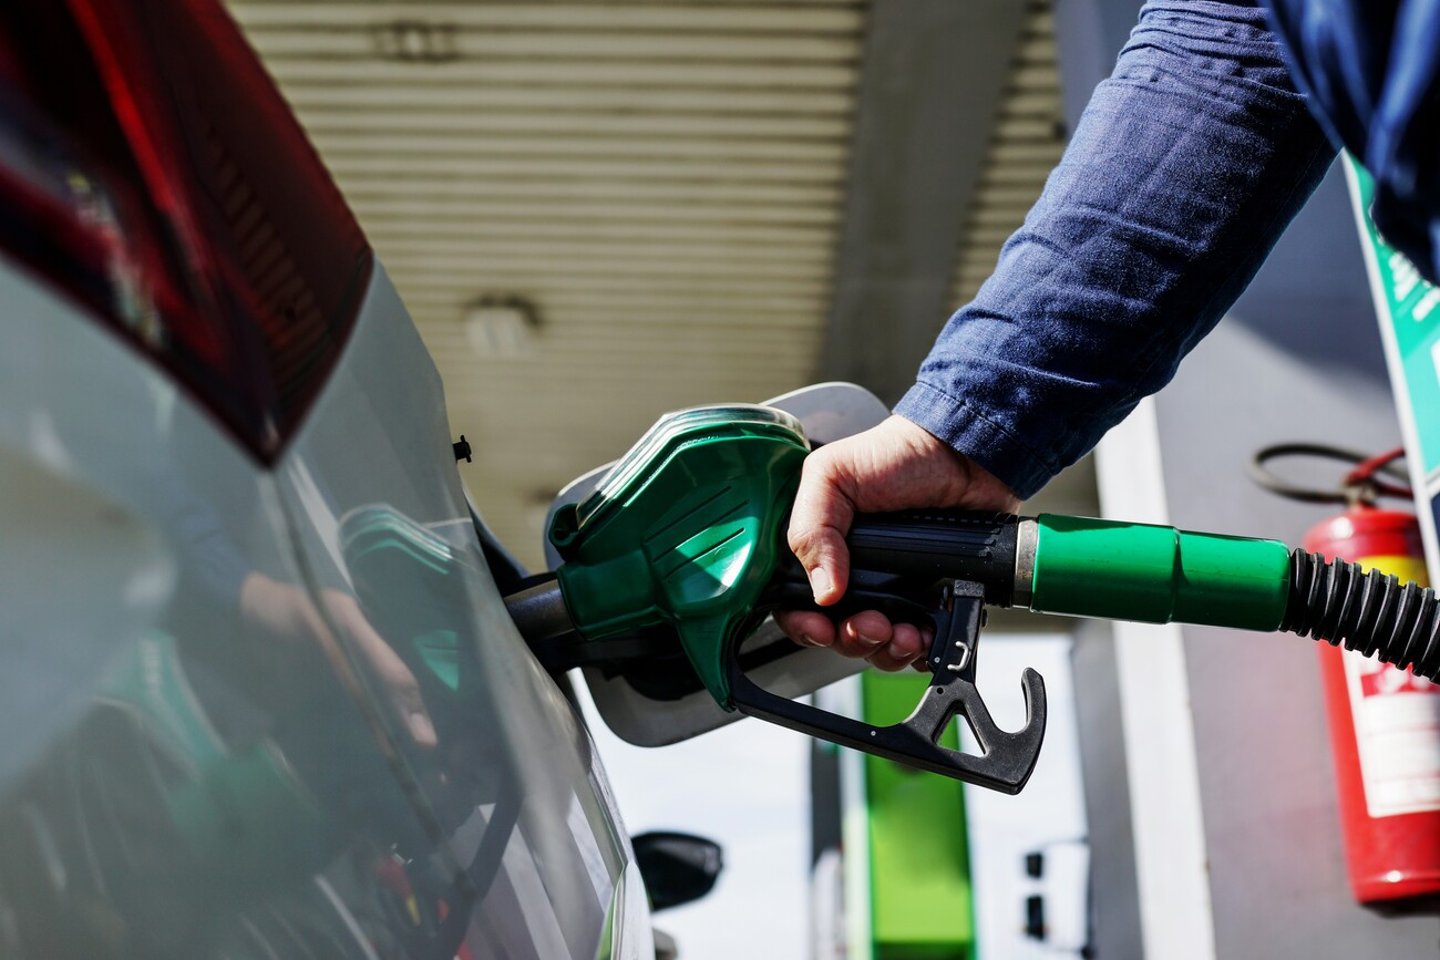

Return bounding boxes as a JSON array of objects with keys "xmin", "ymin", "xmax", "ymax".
[{"xmin": 548, "ymin": 405, "xmax": 810, "ymax": 707}]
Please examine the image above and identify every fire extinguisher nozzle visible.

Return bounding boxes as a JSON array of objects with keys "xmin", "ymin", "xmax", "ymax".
[{"xmin": 1283, "ymin": 549, "xmax": 1440, "ymax": 680}]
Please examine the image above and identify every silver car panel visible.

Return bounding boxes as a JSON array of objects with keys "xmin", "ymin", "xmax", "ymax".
[
  {"xmin": 273, "ymin": 264, "xmax": 648, "ymax": 960},
  {"xmin": 0, "ymin": 253, "xmax": 648, "ymax": 958}
]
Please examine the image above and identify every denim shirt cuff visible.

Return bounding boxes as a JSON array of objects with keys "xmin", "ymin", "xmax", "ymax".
[{"xmin": 893, "ymin": 381, "xmax": 1055, "ymax": 500}]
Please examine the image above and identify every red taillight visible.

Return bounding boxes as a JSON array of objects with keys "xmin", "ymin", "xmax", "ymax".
[{"xmin": 0, "ymin": 2, "xmax": 372, "ymax": 462}]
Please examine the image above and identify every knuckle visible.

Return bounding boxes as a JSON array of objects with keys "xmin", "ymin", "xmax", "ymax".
[
  {"xmin": 787, "ymin": 528, "xmax": 814, "ymax": 558},
  {"xmin": 802, "ymin": 443, "xmax": 841, "ymax": 477},
  {"xmin": 788, "ymin": 525, "xmax": 841, "ymax": 565}
]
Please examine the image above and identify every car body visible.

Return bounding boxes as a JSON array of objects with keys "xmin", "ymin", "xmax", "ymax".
[{"xmin": 0, "ymin": 2, "xmax": 651, "ymax": 957}]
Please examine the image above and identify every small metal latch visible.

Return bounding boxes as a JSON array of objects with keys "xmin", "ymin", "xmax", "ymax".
[{"xmin": 453, "ymin": 435, "xmax": 473, "ymax": 463}]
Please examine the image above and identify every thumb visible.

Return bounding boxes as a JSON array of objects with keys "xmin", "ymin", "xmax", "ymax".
[{"xmin": 787, "ymin": 454, "xmax": 854, "ymax": 606}]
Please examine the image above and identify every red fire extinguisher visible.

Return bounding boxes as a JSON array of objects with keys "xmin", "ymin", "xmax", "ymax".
[{"xmin": 1254, "ymin": 444, "xmax": 1440, "ymax": 904}]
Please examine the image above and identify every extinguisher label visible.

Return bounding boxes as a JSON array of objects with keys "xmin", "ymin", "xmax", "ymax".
[{"xmin": 1344, "ymin": 643, "xmax": 1440, "ymax": 818}]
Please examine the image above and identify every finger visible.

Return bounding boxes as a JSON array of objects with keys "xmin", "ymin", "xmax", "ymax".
[
  {"xmin": 787, "ymin": 453, "xmax": 854, "ymax": 606},
  {"xmin": 773, "ymin": 609, "xmax": 837, "ymax": 649},
  {"xmin": 393, "ymin": 686, "xmax": 439, "ymax": 750},
  {"xmin": 887, "ymin": 624, "xmax": 921, "ymax": 667},
  {"xmin": 326, "ymin": 592, "xmax": 439, "ymax": 750},
  {"xmin": 866, "ymin": 646, "xmax": 911, "ymax": 672},
  {"xmin": 866, "ymin": 622, "xmax": 927, "ymax": 672},
  {"xmin": 911, "ymin": 625, "xmax": 937, "ymax": 672},
  {"xmin": 833, "ymin": 610, "xmax": 892, "ymax": 659},
  {"xmin": 378, "ymin": 657, "xmax": 438, "ymax": 750}
]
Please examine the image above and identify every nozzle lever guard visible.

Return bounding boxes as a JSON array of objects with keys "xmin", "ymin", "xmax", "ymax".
[{"xmin": 729, "ymin": 581, "xmax": 1046, "ymax": 794}]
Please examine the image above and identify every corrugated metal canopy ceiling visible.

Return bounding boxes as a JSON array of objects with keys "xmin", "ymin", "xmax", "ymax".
[{"xmin": 228, "ymin": 0, "xmax": 1081, "ymax": 566}]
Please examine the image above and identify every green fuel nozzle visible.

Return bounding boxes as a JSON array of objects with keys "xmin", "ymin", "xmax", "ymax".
[{"xmin": 510, "ymin": 403, "xmax": 1440, "ymax": 795}]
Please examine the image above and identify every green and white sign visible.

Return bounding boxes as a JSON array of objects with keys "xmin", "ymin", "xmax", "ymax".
[{"xmin": 1345, "ymin": 155, "xmax": 1440, "ymax": 574}]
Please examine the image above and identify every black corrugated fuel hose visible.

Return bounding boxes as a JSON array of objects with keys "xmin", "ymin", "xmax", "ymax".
[{"xmin": 1282, "ymin": 549, "xmax": 1440, "ymax": 681}]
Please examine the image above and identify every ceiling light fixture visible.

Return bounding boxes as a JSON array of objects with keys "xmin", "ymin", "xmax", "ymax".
[
  {"xmin": 462, "ymin": 295, "xmax": 541, "ymax": 357},
  {"xmin": 370, "ymin": 20, "xmax": 460, "ymax": 64}
]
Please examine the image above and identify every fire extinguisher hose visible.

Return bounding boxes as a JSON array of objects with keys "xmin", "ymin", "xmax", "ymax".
[{"xmin": 1281, "ymin": 549, "xmax": 1440, "ymax": 680}]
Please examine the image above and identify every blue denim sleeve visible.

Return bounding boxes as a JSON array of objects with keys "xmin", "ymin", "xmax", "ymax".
[
  {"xmin": 894, "ymin": 0, "xmax": 1336, "ymax": 499},
  {"xmin": 1264, "ymin": 0, "xmax": 1440, "ymax": 283}
]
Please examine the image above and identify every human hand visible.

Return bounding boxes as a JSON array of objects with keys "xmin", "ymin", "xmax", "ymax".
[
  {"xmin": 774, "ymin": 415, "xmax": 1019, "ymax": 670},
  {"xmin": 239, "ymin": 573, "xmax": 438, "ymax": 749}
]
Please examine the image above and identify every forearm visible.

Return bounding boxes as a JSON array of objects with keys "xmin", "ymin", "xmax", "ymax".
[{"xmin": 897, "ymin": 0, "xmax": 1335, "ymax": 499}]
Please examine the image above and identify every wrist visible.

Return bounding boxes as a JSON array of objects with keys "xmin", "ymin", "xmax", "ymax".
[
  {"xmin": 894, "ymin": 382, "xmax": 1045, "ymax": 501},
  {"xmin": 891, "ymin": 413, "xmax": 1021, "ymax": 512}
]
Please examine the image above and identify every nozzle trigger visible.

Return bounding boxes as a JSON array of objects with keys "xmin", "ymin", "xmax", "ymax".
[{"xmin": 729, "ymin": 580, "xmax": 1046, "ymax": 794}]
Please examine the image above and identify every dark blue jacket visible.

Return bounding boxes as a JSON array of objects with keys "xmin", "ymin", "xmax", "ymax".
[
  {"xmin": 895, "ymin": 0, "xmax": 1438, "ymax": 499},
  {"xmin": 1268, "ymin": 0, "xmax": 1440, "ymax": 275}
]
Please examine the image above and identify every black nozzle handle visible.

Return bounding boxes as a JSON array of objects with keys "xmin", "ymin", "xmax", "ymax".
[{"xmin": 843, "ymin": 510, "xmax": 1022, "ymax": 605}]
